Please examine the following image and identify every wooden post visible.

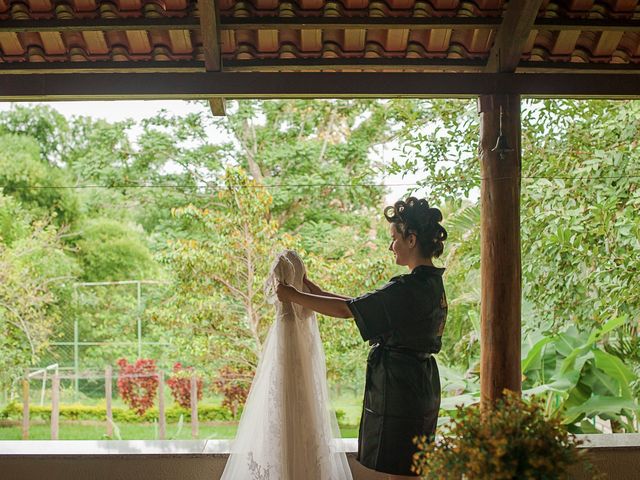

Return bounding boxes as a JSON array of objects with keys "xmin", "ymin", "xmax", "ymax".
[
  {"xmin": 158, "ymin": 370, "xmax": 166, "ymax": 440},
  {"xmin": 190, "ymin": 374, "xmax": 198, "ymax": 439},
  {"xmin": 51, "ymin": 372, "xmax": 60, "ymax": 440},
  {"xmin": 22, "ymin": 371, "xmax": 29, "ymax": 440},
  {"xmin": 105, "ymin": 366, "xmax": 113, "ymax": 438},
  {"xmin": 478, "ymin": 94, "xmax": 522, "ymax": 404}
]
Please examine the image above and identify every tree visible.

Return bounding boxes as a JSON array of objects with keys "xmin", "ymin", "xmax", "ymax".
[
  {"xmin": 0, "ymin": 212, "xmax": 79, "ymax": 384},
  {"xmin": 399, "ymin": 99, "xmax": 640, "ymax": 432},
  {"xmin": 157, "ymin": 168, "xmax": 285, "ymax": 371},
  {"xmin": 0, "ymin": 134, "xmax": 80, "ymax": 226}
]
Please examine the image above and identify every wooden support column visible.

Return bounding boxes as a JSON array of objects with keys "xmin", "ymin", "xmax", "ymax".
[
  {"xmin": 198, "ymin": 0, "xmax": 226, "ymax": 116},
  {"xmin": 478, "ymin": 94, "xmax": 522, "ymax": 403}
]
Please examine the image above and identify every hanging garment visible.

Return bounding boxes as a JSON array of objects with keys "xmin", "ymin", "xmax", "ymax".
[{"xmin": 220, "ymin": 250, "xmax": 353, "ymax": 480}]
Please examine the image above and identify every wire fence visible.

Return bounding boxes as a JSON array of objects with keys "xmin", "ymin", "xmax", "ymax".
[
  {"xmin": 15, "ymin": 368, "xmax": 220, "ymax": 441},
  {"xmin": 35, "ymin": 280, "xmax": 171, "ymax": 403}
]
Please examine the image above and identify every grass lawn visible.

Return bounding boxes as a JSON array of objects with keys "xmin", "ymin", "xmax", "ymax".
[
  {"xmin": 0, "ymin": 391, "xmax": 363, "ymax": 441},
  {"xmin": 0, "ymin": 421, "xmax": 359, "ymax": 441}
]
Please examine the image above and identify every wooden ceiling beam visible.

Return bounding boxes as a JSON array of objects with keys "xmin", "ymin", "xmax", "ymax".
[
  {"xmin": 0, "ymin": 61, "xmax": 204, "ymax": 74},
  {"xmin": 2, "ymin": 72, "xmax": 640, "ymax": 99},
  {"xmin": 486, "ymin": 0, "xmax": 544, "ymax": 73},
  {"xmin": 198, "ymin": 0, "xmax": 225, "ymax": 116},
  {"xmin": 3, "ymin": 16, "xmax": 640, "ymax": 33},
  {"xmin": 0, "ymin": 17, "xmax": 500, "ymax": 33},
  {"xmin": 222, "ymin": 57, "xmax": 485, "ymax": 71},
  {"xmin": 2, "ymin": 58, "xmax": 639, "ymax": 75}
]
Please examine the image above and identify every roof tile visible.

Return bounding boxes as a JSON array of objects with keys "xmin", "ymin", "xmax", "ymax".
[{"xmin": 1, "ymin": 0, "xmax": 639, "ymax": 72}]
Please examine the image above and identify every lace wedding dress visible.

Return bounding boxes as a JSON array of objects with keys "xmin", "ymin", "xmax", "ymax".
[{"xmin": 220, "ymin": 250, "xmax": 353, "ymax": 480}]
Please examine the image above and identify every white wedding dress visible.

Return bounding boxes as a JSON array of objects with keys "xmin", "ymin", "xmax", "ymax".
[{"xmin": 220, "ymin": 250, "xmax": 353, "ymax": 480}]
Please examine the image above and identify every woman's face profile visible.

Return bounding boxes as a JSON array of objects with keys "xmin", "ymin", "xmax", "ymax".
[{"xmin": 389, "ymin": 223, "xmax": 413, "ymax": 266}]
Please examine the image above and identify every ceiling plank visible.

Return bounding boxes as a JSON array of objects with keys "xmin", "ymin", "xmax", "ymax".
[
  {"xmin": 486, "ymin": 0, "xmax": 544, "ymax": 72},
  {"xmin": 197, "ymin": 0, "xmax": 225, "ymax": 116},
  {"xmin": 2, "ymin": 72, "xmax": 640, "ymax": 100}
]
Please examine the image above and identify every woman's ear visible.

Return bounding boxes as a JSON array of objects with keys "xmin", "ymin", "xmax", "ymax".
[{"xmin": 408, "ymin": 233, "xmax": 417, "ymax": 248}]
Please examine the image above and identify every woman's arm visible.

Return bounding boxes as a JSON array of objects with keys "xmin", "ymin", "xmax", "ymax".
[
  {"xmin": 277, "ymin": 283, "xmax": 353, "ymax": 319},
  {"xmin": 303, "ymin": 276, "xmax": 351, "ymax": 301}
]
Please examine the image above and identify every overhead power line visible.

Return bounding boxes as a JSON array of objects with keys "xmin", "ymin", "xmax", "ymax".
[{"xmin": 1, "ymin": 173, "xmax": 640, "ymax": 191}]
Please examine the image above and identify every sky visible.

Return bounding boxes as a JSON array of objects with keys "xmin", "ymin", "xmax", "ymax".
[{"xmin": 0, "ymin": 100, "xmax": 425, "ymax": 204}]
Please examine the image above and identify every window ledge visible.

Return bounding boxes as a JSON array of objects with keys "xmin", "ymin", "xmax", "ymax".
[
  {"xmin": 0, "ymin": 438, "xmax": 359, "ymax": 456},
  {"xmin": 1, "ymin": 434, "xmax": 639, "ymax": 457}
]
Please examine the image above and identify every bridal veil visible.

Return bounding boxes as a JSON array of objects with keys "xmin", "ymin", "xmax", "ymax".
[{"xmin": 220, "ymin": 250, "xmax": 353, "ymax": 480}]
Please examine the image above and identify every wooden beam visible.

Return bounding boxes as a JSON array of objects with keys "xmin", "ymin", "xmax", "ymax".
[
  {"xmin": 534, "ymin": 18, "xmax": 640, "ymax": 32},
  {"xmin": 2, "ymin": 16, "xmax": 640, "ymax": 34},
  {"xmin": 486, "ymin": 0, "xmax": 544, "ymax": 73},
  {"xmin": 221, "ymin": 17, "xmax": 501, "ymax": 30},
  {"xmin": 198, "ymin": 0, "xmax": 220, "ymax": 71},
  {"xmin": 2, "ymin": 72, "xmax": 640, "ymax": 100},
  {"xmin": 478, "ymin": 94, "xmax": 522, "ymax": 403},
  {"xmin": 0, "ymin": 58, "xmax": 485, "ymax": 74},
  {"xmin": 197, "ymin": 0, "xmax": 225, "ymax": 116},
  {"xmin": 0, "ymin": 18, "xmax": 199, "ymax": 32},
  {"xmin": 223, "ymin": 58, "xmax": 485, "ymax": 72},
  {"xmin": 209, "ymin": 97, "xmax": 226, "ymax": 116},
  {"xmin": 2, "ymin": 59, "xmax": 639, "ymax": 75},
  {"xmin": 0, "ymin": 61, "xmax": 203, "ymax": 74},
  {"xmin": 518, "ymin": 61, "xmax": 640, "ymax": 74},
  {"xmin": 0, "ymin": 17, "xmax": 500, "ymax": 33}
]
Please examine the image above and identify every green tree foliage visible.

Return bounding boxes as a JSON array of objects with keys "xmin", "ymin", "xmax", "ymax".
[
  {"xmin": 209, "ymin": 100, "xmax": 394, "ymax": 248},
  {"xmin": 5, "ymin": 98, "xmax": 637, "ymax": 432},
  {"xmin": 403, "ymin": 99, "xmax": 640, "ymax": 432},
  {"xmin": 0, "ymin": 217, "xmax": 79, "ymax": 384},
  {"xmin": 0, "ymin": 105, "xmax": 70, "ymax": 162},
  {"xmin": 76, "ymin": 219, "xmax": 157, "ymax": 282},
  {"xmin": 158, "ymin": 168, "xmax": 285, "ymax": 370},
  {"xmin": 0, "ymin": 134, "xmax": 80, "ymax": 225}
]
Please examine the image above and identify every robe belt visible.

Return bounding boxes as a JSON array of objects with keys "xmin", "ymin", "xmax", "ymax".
[{"xmin": 372, "ymin": 343, "xmax": 432, "ymax": 360}]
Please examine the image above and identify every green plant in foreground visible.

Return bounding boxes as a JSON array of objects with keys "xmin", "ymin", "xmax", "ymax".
[{"xmin": 412, "ymin": 391, "xmax": 601, "ymax": 480}]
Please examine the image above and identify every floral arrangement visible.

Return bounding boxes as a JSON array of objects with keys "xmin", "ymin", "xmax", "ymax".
[{"xmin": 412, "ymin": 390, "xmax": 600, "ymax": 480}]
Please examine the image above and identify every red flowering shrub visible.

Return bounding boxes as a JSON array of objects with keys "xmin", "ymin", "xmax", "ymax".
[
  {"xmin": 166, "ymin": 362, "xmax": 203, "ymax": 408},
  {"xmin": 213, "ymin": 366, "xmax": 253, "ymax": 419},
  {"xmin": 116, "ymin": 358, "xmax": 158, "ymax": 416}
]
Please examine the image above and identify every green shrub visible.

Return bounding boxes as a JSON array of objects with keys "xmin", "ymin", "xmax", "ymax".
[{"xmin": 0, "ymin": 402, "xmax": 233, "ymax": 423}]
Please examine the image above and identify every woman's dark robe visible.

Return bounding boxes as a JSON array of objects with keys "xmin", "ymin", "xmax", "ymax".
[{"xmin": 346, "ymin": 265, "xmax": 447, "ymax": 476}]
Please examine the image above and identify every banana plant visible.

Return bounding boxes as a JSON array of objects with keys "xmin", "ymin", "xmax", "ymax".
[
  {"xmin": 521, "ymin": 315, "xmax": 638, "ymax": 433},
  {"xmin": 439, "ymin": 315, "xmax": 639, "ymax": 433}
]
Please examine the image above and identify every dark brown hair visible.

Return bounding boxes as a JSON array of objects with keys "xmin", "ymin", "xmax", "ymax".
[{"xmin": 384, "ymin": 197, "xmax": 448, "ymax": 259}]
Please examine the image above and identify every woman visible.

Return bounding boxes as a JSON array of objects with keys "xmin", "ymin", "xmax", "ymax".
[{"xmin": 276, "ymin": 197, "xmax": 448, "ymax": 479}]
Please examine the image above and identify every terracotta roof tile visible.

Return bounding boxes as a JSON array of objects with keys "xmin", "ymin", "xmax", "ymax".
[{"xmin": 0, "ymin": 0, "xmax": 640, "ymax": 72}]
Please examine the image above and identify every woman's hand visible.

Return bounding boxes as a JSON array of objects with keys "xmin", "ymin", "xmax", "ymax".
[
  {"xmin": 276, "ymin": 283, "xmax": 298, "ymax": 303},
  {"xmin": 303, "ymin": 275, "xmax": 323, "ymax": 295}
]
